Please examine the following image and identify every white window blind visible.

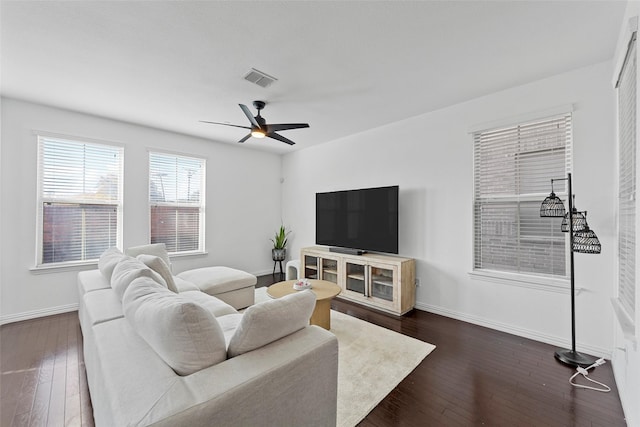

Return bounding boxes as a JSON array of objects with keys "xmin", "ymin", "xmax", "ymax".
[
  {"xmin": 473, "ymin": 114, "xmax": 572, "ymax": 277},
  {"xmin": 617, "ymin": 33, "xmax": 636, "ymax": 321},
  {"xmin": 37, "ymin": 136, "xmax": 123, "ymax": 265},
  {"xmin": 149, "ymin": 152, "xmax": 205, "ymax": 253}
]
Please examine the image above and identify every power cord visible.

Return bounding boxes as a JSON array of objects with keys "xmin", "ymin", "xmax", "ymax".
[{"xmin": 569, "ymin": 358, "xmax": 611, "ymax": 392}]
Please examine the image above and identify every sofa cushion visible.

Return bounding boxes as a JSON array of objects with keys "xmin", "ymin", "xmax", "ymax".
[
  {"xmin": 227, "ymin": 290, "xmax": 315, "ymax": 358},
  {"xmin": 111, "ymin": 256, "xmax": 166, "ymax": 301},
  {"xmin": 136, "ymin": 254, "xmax": 178, "ymax": 293},
  {"xmin": 125, "ymin": 243, "xmax": 171, "ymax": 269},
  {"xmin": 174, "ymin": 276, "xmax": 199, "ymax": 292},
  {"xmin": 176, "ymin": 266, "xmax": 257, "ymax": 295},
  {"xmin": 180, "ymin": 290, "xmax": 238, "ymax": 317},
  {"xmin": 98, "ymin": 247, "xmax": 126, "ymax": 281},
  {"xmin": 123, "ymin": 276, "xmax": 227, "ymax": 376},
  {"xmin": 81, "ymin": 288, "xmax": 124, "ymax": 328},
  {"xmin": 77, "ymin": 269, "xmax": 111, "ymax": 297},
  {"xmin": 88, "ymin": 318, "xmax": 180, "ymax": 426}
]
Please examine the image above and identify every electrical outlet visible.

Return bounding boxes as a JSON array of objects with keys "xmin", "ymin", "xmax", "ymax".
[{"xmin": 415, "ymin": 278, "xmax": 421, "ymax": 287}]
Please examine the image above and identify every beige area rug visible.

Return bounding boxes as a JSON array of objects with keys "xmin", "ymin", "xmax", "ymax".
[{"xmin": 254, "ymin": 287, "xmax": 436, "ymax": 427}]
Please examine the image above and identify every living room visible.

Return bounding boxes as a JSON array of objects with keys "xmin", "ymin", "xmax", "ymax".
[{"xmin": 1, "ymin": 1, "xmax": 639, "ymax": 426}]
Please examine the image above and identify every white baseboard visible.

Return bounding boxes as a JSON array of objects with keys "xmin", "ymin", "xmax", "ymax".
[
  {"xmin": 415, "ymin": 302, "xmax": 611, "ymax": 359},
  {"xmin": 0, "ymin": 303, "xmax": 78, "ymax": 325}
]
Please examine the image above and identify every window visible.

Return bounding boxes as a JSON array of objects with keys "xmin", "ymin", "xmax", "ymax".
[
  {"xmin": 473, "ymin": 113, "xmax": 572, "ymax": 278},
  {"xmin": 616, "ymin": 33, "xmax": 636, "ymax": 322},
  {"xmin": 36, "ymin": 135, "xmax": 123, "ymax": 266},
  {"xmin": 149, "ymin": 152, "xmax": 205, "ymax": 254}
]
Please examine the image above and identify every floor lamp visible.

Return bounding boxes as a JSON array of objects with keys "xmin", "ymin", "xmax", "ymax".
[{"xmin": 540, "ymin": 172, "xmax": 601, "ymax": 368}]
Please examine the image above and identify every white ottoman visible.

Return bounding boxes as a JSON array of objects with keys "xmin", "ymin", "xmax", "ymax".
[{"xmin": 176, "ymin": 266, "xmax": 257, "ymax": 309}]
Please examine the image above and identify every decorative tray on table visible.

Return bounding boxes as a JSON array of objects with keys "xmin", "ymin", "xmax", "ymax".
[{"xmin": 293, "ymin": 279, "xmax": 312, "ymax": 291}]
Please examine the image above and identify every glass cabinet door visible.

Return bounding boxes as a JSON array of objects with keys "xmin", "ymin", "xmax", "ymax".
[
  {"xmin": 304, "ymin": 255, "xmax": 318, "ymax": 279},
  {"xmin": 370, "ymin": 265, "xmax": 394, "ymax": 301},
  {"xmin": 345, "ymin": 261, "xmax": 366, "ymax": 295},
  {"xmin": 320, "ymin": 258, "xmax": 339, "ymax": 284}
]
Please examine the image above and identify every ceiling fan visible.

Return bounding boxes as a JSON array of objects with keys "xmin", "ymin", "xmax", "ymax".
[{"xmin": 200, "ymin": 101, "xmax": 309, "ymax": 145}]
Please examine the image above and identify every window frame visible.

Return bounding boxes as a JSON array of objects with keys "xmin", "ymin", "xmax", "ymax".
[
  {"xmin": 470, "ymin": 109, "xmax": 573, "ymax": 289},
  {"xmin": 34, "ymin": 133, "xmax": 124, "ymax": 269},
  {"xmin": 613, "ymin": 28, "xmax": 638, "ymax": 337},
  {"xmin": 148, "ymin": 150, "xmax": 206, "ymax": 256}
]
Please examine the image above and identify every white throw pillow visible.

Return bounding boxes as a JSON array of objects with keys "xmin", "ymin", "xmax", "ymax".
[
  {"xmin": 227, "ymin": 290, "xmax": 316, "ymax": 358},
  {"xmin": 98, "ymin": 247, "xmax": 126, "ymax": 281},
  {"xmin": 111, "ymin": 256, "xmax": 166, "ymax": 301},
  {"xmin": 136, "ymin": 254, "xmax": 178, "ymax": 293},
  {"xmin": 123, "ymin": 276, "xmax": 227, "ymax": 376},
  {"xmin": 125, "ymin": 243, "xmax": 171, "ymax": 270}
]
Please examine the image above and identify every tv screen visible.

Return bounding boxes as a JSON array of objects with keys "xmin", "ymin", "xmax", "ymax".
[{"xmin": 316, "ymin": 185, "xmax": 399, "ymax": 254}]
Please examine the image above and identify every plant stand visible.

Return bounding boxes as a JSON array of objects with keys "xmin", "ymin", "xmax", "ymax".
[
  {"xmin": 272, "ymin": 248, "xmax": 286, "ymax": 278},
  {"xmin": 272, "ymin": 259, "xmax": 284, "ymax": 277}
]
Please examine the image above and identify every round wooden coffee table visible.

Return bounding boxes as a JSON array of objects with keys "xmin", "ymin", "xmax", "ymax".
[{"xmin": 267, "ymin": 280, "xmax": 341, "ymax": 330}]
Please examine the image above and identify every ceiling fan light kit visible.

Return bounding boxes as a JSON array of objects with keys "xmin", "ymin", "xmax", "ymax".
[
  {"xmin": 251, "ymin": 129, "xmax": 266, "ymax": 138},
  {"xmin": 200, "ymin": 100, "xmax": 309, "ymax": 146}
]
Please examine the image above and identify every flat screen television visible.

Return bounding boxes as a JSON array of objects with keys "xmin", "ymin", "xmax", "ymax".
[{"xmin": 316, "ymin": 185, "xmax": 399, "ymax": 254}]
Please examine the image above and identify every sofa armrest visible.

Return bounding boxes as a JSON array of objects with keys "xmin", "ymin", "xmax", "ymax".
[{"xmin": 143, "ymin": 326, "xmax": 338, "ymax": 427}]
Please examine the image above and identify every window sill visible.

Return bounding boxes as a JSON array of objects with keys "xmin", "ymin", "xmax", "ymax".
[
  {"xmin": 469, "ymin": 269, "xmax": 572, "ymax": 294},
  {"xmin": 611, "ymin": 298, "xmax": 637, "ymax": 342},
  {"xmin": 168, "ymin": 250, "xmax": 208, "ymax": 259},
  {"xmin": 30, "ymin": 260, "xmax": 98, "ymax": 274}
]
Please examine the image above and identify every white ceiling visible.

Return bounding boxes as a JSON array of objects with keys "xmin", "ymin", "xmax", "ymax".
[{"xmin": 1, "ymin": 1, "xmax": 627, "ymax": 154}]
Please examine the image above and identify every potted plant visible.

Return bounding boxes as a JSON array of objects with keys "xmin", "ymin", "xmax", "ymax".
[{"xmin": 271, "ymin": 225, "xmax": 290, "ymax": 261}]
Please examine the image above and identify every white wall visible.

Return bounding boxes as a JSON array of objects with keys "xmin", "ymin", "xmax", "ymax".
[
  {"xmin": 283, "ymin": 61, "xmax": 616, "ymax": 358},
  {"xmin": 611, "ymin": 2, "xmax": 640, "ymax": 426},
  {"xmin": 0, "ymin": 46, "xmax": 632, "ymax": 424},
  {"xmin": 0, "ymin": 98, "xmax": 283, "ymax": 323}
]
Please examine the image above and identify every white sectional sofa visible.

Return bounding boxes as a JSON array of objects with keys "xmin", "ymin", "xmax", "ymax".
[{"xmin": 78, "ymin": 246, "xmax": 339, "ymax": 427}]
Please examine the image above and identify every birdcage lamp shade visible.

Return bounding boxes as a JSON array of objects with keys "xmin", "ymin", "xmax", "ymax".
[
  {"xmin": 572, "ymin": 226, "xmax": 601, "ymax": 254},
  {"xmin": 540, "ymin": 192, "xmax": 566, "ymax": 217},
  {"xmin": 561, "ymin": 210, "xmax": 587, "ymax": 232}
]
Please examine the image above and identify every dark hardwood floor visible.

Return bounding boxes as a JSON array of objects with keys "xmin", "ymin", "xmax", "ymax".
[
  {"xmin": 1, "ymin": 273, "xmax": 627, "ymax": 426},
  {"xmin": 332, "ymin": 297, "xmax": 627, "ymax": 427},
  {"xmin": 0, "ymin": 309, "xmax": 93, "ymax": 427}
]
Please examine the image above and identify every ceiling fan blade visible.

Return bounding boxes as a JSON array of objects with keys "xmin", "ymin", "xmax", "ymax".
[
  {"xmin": 200, "ymin": 120, "xmax": 251, "ymax": 130},
  {"xmin": 267, "ymin": 132, "xmax": 296, "ymax": 146},
  {"xmin": 239, "ymin": 104, "xmax": 261, "ymax": 129},
  {"xmin": 238, "ymin": 134, "xmax": 251, "ymax": 143},
  {"xmin": 266, "ymin": 123, "xmax": 310, "ymax": 132}
]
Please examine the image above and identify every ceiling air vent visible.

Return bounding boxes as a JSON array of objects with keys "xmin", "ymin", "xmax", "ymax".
[{"xmin": 243, "ymin": 68, "xmax": 277, "ymax": 88}]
